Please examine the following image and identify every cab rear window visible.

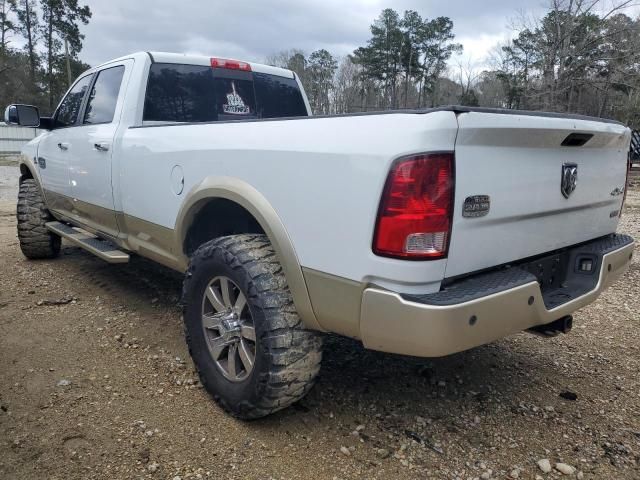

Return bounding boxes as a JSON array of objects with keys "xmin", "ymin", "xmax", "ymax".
[
  {"xmin": 143, "ymin": 63, "xmax": 307, "ymax": 123},
  {"xmin": 253, "ymin": 73, "xmax": 307, "ymax": 118}
]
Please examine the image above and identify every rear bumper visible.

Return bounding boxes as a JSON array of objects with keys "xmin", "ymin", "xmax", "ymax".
[{"xmin": 360, "ymin": 234, "xmax": 634, "ymax": 357}]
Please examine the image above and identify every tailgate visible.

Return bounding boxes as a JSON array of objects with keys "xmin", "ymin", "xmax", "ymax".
[{"xmin": 445, "ymin": 111, "xmax": 631, "ymax": 278}]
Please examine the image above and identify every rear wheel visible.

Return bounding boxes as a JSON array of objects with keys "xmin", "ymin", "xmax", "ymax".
[
  {"xmin": 16, "ymin": 178, "xmax": 61, "ymax": 259},
  {"xmin": 201, "ymin": 275, "xmax": 257, "ymax": 383},
  {"xmin": 182, "ymin": 234, "xmax": 323, "ymax": 419}
]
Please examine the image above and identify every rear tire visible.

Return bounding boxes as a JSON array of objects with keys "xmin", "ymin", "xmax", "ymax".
[
  {"xmin": 182, "ymin": 234, "xmax": 323, "ymax": 419},
  {"xmin": 16, "ymin": 178, "xmax": 61, "ymax": 259}
]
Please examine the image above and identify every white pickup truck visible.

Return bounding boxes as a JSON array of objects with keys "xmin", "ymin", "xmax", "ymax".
[{"xmin": 5, "ymin": 51, "xmax": 635, "ymax": 419}]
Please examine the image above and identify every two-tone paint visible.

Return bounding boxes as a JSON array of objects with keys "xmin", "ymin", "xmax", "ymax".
[{"xmin": 17, "ymin": 51, "xmax": 633, "ymax": 347}]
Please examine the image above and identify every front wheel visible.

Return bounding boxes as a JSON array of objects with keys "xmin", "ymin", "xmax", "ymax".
[
  {"xmin": 16, "ymin": 178, "xmax": 61, "ymax": 259},
  {"xmin": 182, "ymin": 234, "xmax": 323, "ymax": 419}
]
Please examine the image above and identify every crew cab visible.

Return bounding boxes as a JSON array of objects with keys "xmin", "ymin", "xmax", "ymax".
[{"xmin": 5, "ymin": 51, "xmax": 635, "ymax": 419}]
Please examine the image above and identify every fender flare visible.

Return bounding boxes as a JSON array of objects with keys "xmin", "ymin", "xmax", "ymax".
[{"xmin": 175, "ymin": 176, "xmax": 322, "ymax": 331}]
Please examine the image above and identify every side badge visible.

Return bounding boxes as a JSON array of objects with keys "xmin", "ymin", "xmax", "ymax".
[{"xmin": 463, "ymin": 195, "xmax": 490, "ymax": 218}]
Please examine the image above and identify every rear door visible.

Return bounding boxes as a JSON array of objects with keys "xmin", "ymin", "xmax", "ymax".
[
  {"xmin": 66, "ymin": 61, "xmax": 130, "ymax": 238},
  {"xmin": 446, "ymin": 111, "xmax": 631, "ymax": 278}
]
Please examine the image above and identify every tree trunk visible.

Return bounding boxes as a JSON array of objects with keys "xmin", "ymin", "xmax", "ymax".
[
  {"xmin": 1, "ymin": 0, "xmax": 6, "ymax": 56},
  {"xmin": 24, "ymin": 0, "xmax": 36, "ymax": 82},
  {"xmin": 404, "ymin": 48, "xmax": 412, "ymax": 109},
  {"xmin": 64, "ymin": 37, "xmax": 72, "ymax": 87},
  {"xmin": 598, "ymin": 82, "xmax": 610, "ymax": 118},
  {"xmin": 47, "ymin": 10, "xmax": 53, "ymax": 109},
  {"xmin": 522, "ymin": 56, "xmax": 529, "ymax": 110},
  {"xmin": 566, "ymin": 81, "xmax": 574, "ymax": 113}
]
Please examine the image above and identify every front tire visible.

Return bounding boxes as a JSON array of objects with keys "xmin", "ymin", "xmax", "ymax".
[
  {"xmin": 16, "ymin": 178, "xmax": 61, "ymax": 259},
  {"xmin": 182, "ymin": 234, "xmax": 323, "ymax": 419}
]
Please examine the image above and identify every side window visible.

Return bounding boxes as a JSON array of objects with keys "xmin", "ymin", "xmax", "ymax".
[
  {"xmin": 84, "ymin": 66, "xmax": 125, "ymax": 125},
  {"xmin": 55, "ymin": 75, "xmax": 93, "ymax": 128}
]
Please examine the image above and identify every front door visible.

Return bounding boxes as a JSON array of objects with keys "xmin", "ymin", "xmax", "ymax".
[
  {"xmin": 66, "ymin": 63, "xmax": 128, "ymax": 238},
  {"xmin": 37, "ymin": 74, "xmax": 94, "ymax": 217}
]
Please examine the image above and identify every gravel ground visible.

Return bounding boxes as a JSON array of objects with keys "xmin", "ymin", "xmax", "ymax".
[
  {"xmin": 0, "ymin": 175, "xmax": 639, "ymax": 480},
  {"xmin": 0, "ymin": 163, "xmax": 20, "ymax": 202}
]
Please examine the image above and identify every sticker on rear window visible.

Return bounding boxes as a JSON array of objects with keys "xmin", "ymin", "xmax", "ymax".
[{"xmin": 223, "ymin": 82, "xmax": 250, "ymax": 115}]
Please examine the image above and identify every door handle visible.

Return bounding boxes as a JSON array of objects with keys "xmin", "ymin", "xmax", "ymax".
[
  {"xmin": 94, "ymin": 142, "xmax": 110, "ymax": 152},
  {"xmin": 57, "ymin": 142, "xmax": 69, "ymax": 151}
]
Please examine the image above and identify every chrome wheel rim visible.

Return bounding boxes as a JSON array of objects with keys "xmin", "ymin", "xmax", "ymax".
[{"xmin": 201, "ymin": 276, "xmax": 256, "ymax": 382}]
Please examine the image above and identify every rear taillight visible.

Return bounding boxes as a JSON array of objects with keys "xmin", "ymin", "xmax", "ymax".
[
  {"xmin": 373, "ymin": 152, "xmax": 454, "ymax": 259},
  {"xmin": 210, "ymin": 57, "xmax": 252, "ymax": 71}
]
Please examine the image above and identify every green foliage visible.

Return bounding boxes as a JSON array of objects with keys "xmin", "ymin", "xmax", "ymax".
[
  {"xmin": 266, "ymin": 9, "xmax": 463, "ymax": 113},
  {"xmin": 307, "ymin": 49, "xmax": 337, "ymax": 114},
  {"xmin": 0, "ymin": 0, "xmax": 91, "ymax": 115},
  {"xmin": 458, "ymin": 88, "xmax": 479, "ymax": 106},
  {"xmin": 266, "ymin": 3, "xmax": 639, "ymax": 127},
  {"xmin": 0, "ymin": 0, "xmax": 17, "ymax": 54},
  {"xmin": 352, "ymin": 9, "xmax": 461, "ymax": 109},
  {"xmin": 491, "ymin": 3, "xmax": 640, "ymax": 126}
]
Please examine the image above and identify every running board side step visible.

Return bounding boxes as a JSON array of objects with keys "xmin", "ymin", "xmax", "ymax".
[{"xmin": 45, "ymin": 221, "xmax": 130, "ymax": 263}]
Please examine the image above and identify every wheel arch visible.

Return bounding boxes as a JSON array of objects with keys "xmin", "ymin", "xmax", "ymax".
[
  {"xmin": 18, "ymin": 159, "xmax": 37, "ymax": 183},
  {"xmin": 175, "ymin": 177, "xmax": 322, "ymax": 331}
]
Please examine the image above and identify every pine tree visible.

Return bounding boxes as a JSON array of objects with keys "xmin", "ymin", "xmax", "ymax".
[
  {"xmin": 0, "ymin": 0, "xmax": 16, "ymax": 56},
  {"xmin": 307, "ymin": 49, "xmax": 337, "ymax": 114},
  {"xmin": 14, "ymin": 0, "xmax": 38, "ymax": 82},
  {"xmin": 40, "ymin": 0, "xmax": 91, "ymax": 108}
]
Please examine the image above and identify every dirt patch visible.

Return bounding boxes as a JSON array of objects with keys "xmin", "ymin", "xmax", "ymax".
[
  {"xmin": 0, "ymin": 155, "xmax": 19, "ymax": 167},
  {"xmin": 0, "ymin": 165, "xmax": 19, "ymax": 202},
  {"xmin": 0, "ymin": 190, "xmax": 639, "ymax": 480}
]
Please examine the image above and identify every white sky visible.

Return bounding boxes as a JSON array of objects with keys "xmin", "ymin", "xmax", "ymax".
[
  {"xmin": 77, "ymin": 0, "xmax": 550, "ymax": 70},
  {"xmin": 9, "ymin": 1, "xmax": 639, "ymax": 72}
]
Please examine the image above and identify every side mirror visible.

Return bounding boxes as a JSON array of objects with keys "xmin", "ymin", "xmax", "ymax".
[{"xmin": 4, "ymin": 104, "xmax": 41, "ymax": 127}]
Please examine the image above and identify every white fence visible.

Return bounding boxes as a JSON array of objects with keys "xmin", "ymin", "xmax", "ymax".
[{"xmin": 0, "ymin": 123, "xmax": 40, "ymax": 154}]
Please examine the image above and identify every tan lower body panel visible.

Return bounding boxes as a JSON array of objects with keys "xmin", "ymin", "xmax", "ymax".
[
  {"xmin": 44, "ymin": 189, "xmax": 120, "ymax": 239},
  {"xmin": 45, "ymin": 189, "xmax": 186, "ymax": 272},
  {"xmin": 302, "ymin": 267, "xmax": 364, "ymax": 338},
  {"xmin": 44, "ymin": 181, "xmax": 323, "ymax": 330},
  {"xmin": 360, "ymin": 242, "xmax": 634, "ymax": 358},
  {"xmin": 117, "ymin": 213, "xmax": 187, "ymax": 272}
]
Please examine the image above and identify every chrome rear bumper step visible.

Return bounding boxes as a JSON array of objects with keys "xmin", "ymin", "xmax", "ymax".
[{"xmin": 45, "ymin": 221, "xmax": 129, "ymax": 264}]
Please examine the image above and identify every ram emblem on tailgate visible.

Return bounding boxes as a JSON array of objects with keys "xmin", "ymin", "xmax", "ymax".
[{"xmin": 561, "ymin": 163, "xmax": 578, "ymax": 198}]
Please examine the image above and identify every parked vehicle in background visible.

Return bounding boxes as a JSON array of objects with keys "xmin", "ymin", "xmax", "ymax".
[
  {"xmin": 4, "ymin": 51, "xmax": 635, "ymax": 419},
  {"xmin": 631, "ymin": 130, "xmax": 640, "ymax": 169}
]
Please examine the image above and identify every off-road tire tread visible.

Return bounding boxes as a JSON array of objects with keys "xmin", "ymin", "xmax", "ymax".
[
  {"xmin": 183, "ymin": 234, "xmax": 323, "ymax": 419},
  {"xmin": 16, "ymin": 178, "xmax": 61, "ymax": 259}
]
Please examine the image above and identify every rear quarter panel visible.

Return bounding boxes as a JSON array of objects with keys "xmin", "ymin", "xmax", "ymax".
[{"xmin": 118, "ymin": 111, "xmax": 458, "ymax": 293}]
